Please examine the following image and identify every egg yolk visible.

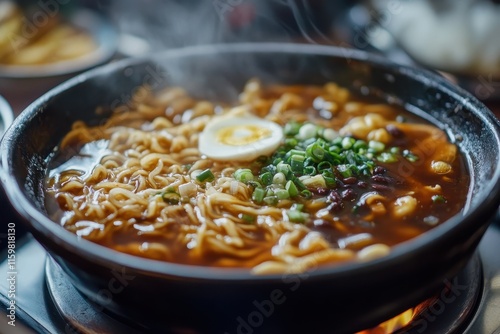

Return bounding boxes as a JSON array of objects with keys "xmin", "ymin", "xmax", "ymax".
[{"xmin": 216, "ymin": 125, "xmax": 272, "ymax": 146}]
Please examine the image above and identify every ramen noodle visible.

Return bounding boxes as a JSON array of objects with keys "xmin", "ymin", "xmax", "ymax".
[{"xmin": 45, "ymin": 80, "xmax": 469, "ymax": 274}]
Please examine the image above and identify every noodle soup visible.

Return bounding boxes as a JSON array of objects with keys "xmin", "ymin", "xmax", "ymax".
[{"xmin": 45, "ymin": 80, "xmax": 469, "ymax": 274}]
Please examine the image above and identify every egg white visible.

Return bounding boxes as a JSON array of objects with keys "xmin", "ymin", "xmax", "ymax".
[{"xmin": 198, "ymin": 108, "xmax": 283, "ymax": 161}]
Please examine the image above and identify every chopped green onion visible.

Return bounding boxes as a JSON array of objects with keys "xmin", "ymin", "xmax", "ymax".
[
  {"xmin": 196, "ymin": 169, "xmax": 215, "ymax": 182},
  {"xmin": 432, "ymin": 195, "xmax": 447, "ymax": 203},
  {"xmin": 264, "ymin": 196, "xmax": 279, "ymax": 206},
  {"xmin": 390, "ymin": 147, "xmax": 400, "ymax": 154},
  {"xmin": 273, "ymin": 157, "xmax": 283, "ymax": 166},
  {"xmin": 273, "ymin": 172, "xmax": 286, "ymax": 185},
  {"xmin": 161, "ymin": 190, "xmax": 180, "ymax": 205},
  {"xmin": 369, "ymin": 140, "xmax": 385, "ymax": 152},
  {"xmin": 239, "ymin": 213, "xmax": 256, "ymax": 223},
  {"xmin": 291, "ymin": 154, "xmax": 305, "ymax": 173},
  {"xmin": 332, "ymin": 137, "xmax": 343, "ymax": 146},
  {"xmin": 306, "ymin": 142, "xmax": 325, "ymax": 162},
  {"xmin": 284, "ymin": 122, "xmax": 301, "ymax": 136},
  {"xmin": 301, "ymin": 189, "xmax": 312, "ymax": 199},
  {"xmin": 247, "ymin": 180, "xmax": 262, "ymax": 189},
  {"xmin": 285, "ymin": 180, "xmax": 299, "ymax": 197},
  {"xmin": 275, "ymin": 189, "xmax": 290, "ymax": 200},
  {"xmin": 259, "ymin": 172, "xmax": 273, "ymax": 186},
  {"xmin": 336, "ymin": 164, "xmax": 352, "ymax": 178},
  {"xmin": 303, "ymin": 165, "xmax": 317, "ymax": 175},
  {"xmin": 285, "ymin": 138, "xmax": 298, "ymax": 147},
  {"xmin": 345, "ymin": 151, "xmax": 358, "ymax": 165},
  {"xmin": 289, "ymin": 149, "xmax": 306, "ymax": 157},
  {"xmin": 353, "ymin": 140, "xmax": 368, "ymax": 151},
  {"xmin": 251, "ymin": 122, "xmax": 411, "ymax": 209},
  {"xmin": 303, "ymin": 157, "xmax": 316, "ymax": 167},
  {"xmin": 290, "ymin": 175, "xmax": 306, "ymax": 190},
  {"xmin": 403, "ymin": 150, "xmax": 419, "ymax": 162},
  {"xmin": 323, "ymin": 175, "xmax": 337, "ymax": 187},
  {"xmin": 321, "ymin": 128, "xmax": 338, "ymax": 141},
  {"xmin": 298, "ymin": 123, "xmax": 317, "ymax": 140},
  {"xmin": 342, "ymin": 137, "xmax": 356, "ymax": 150},
  {"xmin": 234, "ymin": 169, "xmax": 254, "ymax": 183},
  {"xmin": 266, "ymin": 188, "xmax": 275, "ymax": 197},
  {"xmin": 277, "ymin": 163, "xmax": 291, "ymax": 175},
  {"xmin": 377, "ymin": 152, "xmax": 398, "ymax": 163},
  {"xmin": 261, "ymin": 165, "xmax": 277, "ymax": 175},
  {"xmin": 329, "ymin": 145, "xmax": 341, "ymax": 154},
  {"xmin": 291, "ymin": 203, "xmax": 304, "ymax": 211},
  {"xmin": 287, "ymin": 210, "xmax": 308, "ymax": 223},
  {"xmin": 252, "ymin": 188, "xmax": 265, "ymax": 204},
  {"xmin": 317, "ymin": 161, "xmax": 332, "ymax": 171}
]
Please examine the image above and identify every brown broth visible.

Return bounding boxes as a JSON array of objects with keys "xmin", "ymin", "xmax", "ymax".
[{"xmin": 45, "ymin": 82, "xmax": 470, "ymax": 270}]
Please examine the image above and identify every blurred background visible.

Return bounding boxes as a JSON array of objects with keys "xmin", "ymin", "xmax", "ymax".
[{"xmin": 0, "ymin": 0, "xmax": 499, "ymax": 113}]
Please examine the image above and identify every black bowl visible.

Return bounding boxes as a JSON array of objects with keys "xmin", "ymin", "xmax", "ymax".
[
  {"xmin": 0, "ymin": 94, "xmax": 16, "ymax": 224},
  {"xmin": 1, "ymin": 43, "xmax": 500, "ymax": 334}
]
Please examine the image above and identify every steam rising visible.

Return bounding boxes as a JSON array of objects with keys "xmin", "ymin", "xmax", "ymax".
[{"xmin": 109, "ymin": 0, "xmax": 336, "ymax": 52}]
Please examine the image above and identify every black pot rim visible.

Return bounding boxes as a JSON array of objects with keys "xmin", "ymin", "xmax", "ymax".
[{"xmin": 2, "ymin": 42, "xmax": 500, "ymax": 281}]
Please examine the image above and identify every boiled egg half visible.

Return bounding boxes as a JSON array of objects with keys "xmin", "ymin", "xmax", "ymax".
[{"xmin": 199, "ymin": 107, "xmax": 283, "ymax": 161}]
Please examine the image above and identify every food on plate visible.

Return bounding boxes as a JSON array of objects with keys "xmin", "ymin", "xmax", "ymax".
[
  {"xmin": 45, "ymin": 79, "xmax": 469, "ymax": 274},
  {"xmin": 0, "ymin": 2, "xmax": 97, "ymax": 66}
]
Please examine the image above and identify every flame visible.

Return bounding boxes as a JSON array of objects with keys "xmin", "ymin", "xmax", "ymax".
[
  {"xmin": 357, "ymin": 290, "xmax": 442, "ymax": 334},
  {"xmin": 357, "ymin": 308, "xmax": 415, "ymax": 334}
]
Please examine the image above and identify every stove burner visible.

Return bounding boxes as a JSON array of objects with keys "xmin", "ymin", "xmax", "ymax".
[
  {"xmin": 45, "ymin": 257, "xmax": 198, "ymax": 334},
  {"xmin": 397, "ymin": 253, "xmax": 482, "ymax": 334},
  {"xmin": 45, "ymin": 254, "xmax": 482, "ymax": 334}
]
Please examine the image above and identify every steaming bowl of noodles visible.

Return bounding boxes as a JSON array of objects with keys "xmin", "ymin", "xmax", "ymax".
[{"xmin": 1, "ymin": 43, "xmax": 500, "ymax": 333}]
